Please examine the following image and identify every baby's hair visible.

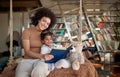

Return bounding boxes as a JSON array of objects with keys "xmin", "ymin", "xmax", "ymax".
[{"xmin": 40, "ymin": 30, "xmax": 53, "ymax": 40}]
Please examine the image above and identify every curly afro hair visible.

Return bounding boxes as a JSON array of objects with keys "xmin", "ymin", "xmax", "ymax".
[{"xmin": 31, "ymin": 7, "xmax": 56, "ymax": 30}]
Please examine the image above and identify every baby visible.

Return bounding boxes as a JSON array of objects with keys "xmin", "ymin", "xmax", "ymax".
[
  {"xmin": 40, "ymin": 30, "xmax": 71, "ymax": 69},
  {"xmin": 31, "ymin": 30, "xmax": 71, "ymax": 77},
  {"xmin": 37, "ymin": 30, "xmax": 84, "ymax": 72}
]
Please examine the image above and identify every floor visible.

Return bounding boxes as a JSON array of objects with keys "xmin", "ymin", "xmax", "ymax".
[
  {"xmin": 94, "ymin": 63, "xmax": 120, "ymax": 77},
  {"xmin": 96, "ymin": 67, "xmax": 110, "ymax": 77}
]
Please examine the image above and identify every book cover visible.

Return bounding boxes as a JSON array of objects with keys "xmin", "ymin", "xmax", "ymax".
[{"xmin": 45, "ymin": 45, "xmax": 72, "ymax": 63}]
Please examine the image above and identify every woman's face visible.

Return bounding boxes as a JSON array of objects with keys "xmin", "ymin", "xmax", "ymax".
[{"xmin": 38, "ymin": 17, "xmax": 51, "ymax": 30}]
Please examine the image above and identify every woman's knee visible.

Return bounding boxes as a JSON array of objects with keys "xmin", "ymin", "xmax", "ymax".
[{"xmin": 15, "ymin": 62, "xmax": 33, "ymax": 77}]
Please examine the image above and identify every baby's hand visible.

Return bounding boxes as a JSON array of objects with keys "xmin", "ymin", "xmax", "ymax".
[{"xmin": 44, "ymin": 54, "xmax": 54, "ymax": 61}]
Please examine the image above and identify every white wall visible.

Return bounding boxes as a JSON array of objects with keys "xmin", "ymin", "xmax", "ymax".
[
  {"xmin": 0, "ymin": 14, "xmax": 9, "ymax": 52},
  {"xmin": 0, "ymin": 12, "xmax": 29, "ymax": 53}
]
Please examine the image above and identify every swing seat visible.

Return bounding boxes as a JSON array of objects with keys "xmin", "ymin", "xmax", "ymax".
[{"xmin": 0, "ymin": 59, "xmax": 98, "ymax": 77}]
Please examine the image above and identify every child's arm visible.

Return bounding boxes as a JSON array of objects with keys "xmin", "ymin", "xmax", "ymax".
[{"xmin": 41, "ymin": 45, "xmax": 54, "ymax": 60}]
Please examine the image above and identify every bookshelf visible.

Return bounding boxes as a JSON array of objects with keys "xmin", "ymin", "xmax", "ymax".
[
  {"xmin": 85, "ymin": 3, "xmax": 120, "ymax": 70},
  {"xmin": 82, "ymin": 19, "xmax": 95, "ymax": 49},
  {"xmin": 51, "ymin": 23, "xmax": 70, "ymax": 45},
  {"xmin": 87, "ymin": 15, "xmax": 119, "ymax": 64},
  {"xmin": 108, "ymin": 1, "xmax": 120, "ymax": 68},
  {"xmin": 51, "ymin": 23, "xmax": 66, "ymax": 42},
  {"xmin": 50, "ymin": 17, "xmax": 71, "ymax": 47},
  {"xmin": 50, "ymin": 14, "xmax": 96, "ymax": 49},
  {"xmin": 109, "ymin": 2, "xmax": 120, "ymax": 50},
  {"xmin": 50, "ymin": 13, "xmax": 97, "ymax": 60},
  {"xmin": 64, "ymin": 15, "xmax": 95, "ymax": 48},
  {"xmin": 64, "ymin": 15, "xmax": 93, "ymax": 44},
  {"xmin": 80, "ymin": 12, "xmax": 118, "ymax": 75},
  {"xmin": 63, "ymin": 14, "xmax": 96, "ymax": 59},
  {"xmin": 88, "ymin": 15, "xmax": 119, "ymax": 52}
]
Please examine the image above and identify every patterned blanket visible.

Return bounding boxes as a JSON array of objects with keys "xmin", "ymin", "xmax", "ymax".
[{"xmin": 0, "ymin": 59, "xmax": 98, "ymax": 77}]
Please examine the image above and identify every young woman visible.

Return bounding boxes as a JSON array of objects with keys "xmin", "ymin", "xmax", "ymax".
[{"xmin": 15, "ymin": 7, "xmax": 56, "ymax": 77}]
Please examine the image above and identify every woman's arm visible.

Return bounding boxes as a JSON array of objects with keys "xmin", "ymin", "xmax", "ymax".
[
  {"xmin": 22, "ymin": 39, "xmax": 44, "ymax": 59},
  {"xmin": 22, "ymin": 29, "xmax": 53, "ymax": 60},
  {"xmin": 22, "ymin": 29, "xmax": 44, "ymax": 59}
]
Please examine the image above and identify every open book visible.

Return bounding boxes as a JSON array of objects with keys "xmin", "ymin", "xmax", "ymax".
[{"xmin": 45, "ymin": 45, "xmax": 72, "ymax": 63}]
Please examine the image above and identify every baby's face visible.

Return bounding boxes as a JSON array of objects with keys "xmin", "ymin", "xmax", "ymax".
[{"xmin": 43, "ymin": 35, "xmax": 53, "ymax": 47}]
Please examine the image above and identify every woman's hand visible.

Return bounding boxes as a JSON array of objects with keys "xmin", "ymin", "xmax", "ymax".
[{"xmin": 44, "ymin": 54, "xmax": 54, "ymax": 61}]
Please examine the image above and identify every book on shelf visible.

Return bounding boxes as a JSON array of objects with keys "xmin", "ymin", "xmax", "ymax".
[
  {"xmin": 106, "ymin": 28, "xmax": 115, "ymax": 34},
  {"xmin": 82, "ymin": 20, "xmax": 87, "ymax": 26},
  {"xmin": 93, "ymin": 22, "xmax": 98, "ymax": 28},
  {"xmin": 55, "ymin": 29, "xmax": 65, "ymax": 36},
  {"xmin": 70, "ymin": 29, "xmax": 80, "ymax": 36},
  {"xmin": 83, "ymin": 42, "xmax": 87, "ymax": 48},
  {"xmin": 70, "ymin": 23, "xmax": 79, "ymax": 31},
  {"xmin": 82, "ymin": 26, "xmax": 90, "ymax": 33},
  {"xmin": 52, "ymin": 24, "xmax": 57, "ymax": 29},
  {"xmin": 102, "ymin": 34, "xmax": 108, "ymax": 41},
  {"xmin": 96, "ymin": 34, "xmax": 104, "ymax": 41},
  {"xmin": 100, "ymin": 41, "xmax": 107, "ymax": 50},
  {"xmin": 103, "ymin": 28, "xmax": 109, "ymax": 34},
  {"xmin": 82, "ymin": 39, "xmax": 94, "ymax": 48},
  {"xmin": 55, "ymin": 36, "xmax": 63, "ymax": 41},
  {"xmin": 106, "ymin": 34, "xmax": 112, "ymax": 41},
  {"xmin": 85, "ymin": 41, "xmax": 91, "ymax": 47},
  {"xmin": 87, "ymin": 32, "xmax": 92, "ymax": 38},
  {"xmin": 97, "ymin": 22, "xmax": 105, "ymax": 28},
  {"xmin": 89, "ymin": 16, "xmax": 96, "ymax": 22},
  {"xmin": 88, "ymin": 39, "xmax": 94, "ymax": 46},
  {"xmin": 58, "ymin": 23, "xmax": 64, "ymax": 29},
  {"xmin": 101, "ymin": 16, "xmax": 110, "ymax": 22},
  {"xmin": 95, "ymin": 16, "xmax": 102, "ymax": 22},
  {"xmin": 97, "ymin": 41, "xmax": 104, "ymax": 51},
  {"xmin": 82, "ymin": 34, "xmax": 88, "ymax": 41},
  {"xmin": 110, "ymin": 35, "xmax": 116, "ymax": 40},
  {"xmin": 52, "ymin": 23, "xmax": 65, "ymax": 29},
  {"xmin": 90, "ymin": 22, "xmax": 96, "ymax": 28},
  {"xmin": 45, "ymin": 45, "xmax": 72, "ymax": 63},
  {"xmin": 100, "ymin": 41, "xmax": 115, "ymax": 50},
  {"xmin": 99, "ymin": 29, "xmax": 105, "ymax": 34}
]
